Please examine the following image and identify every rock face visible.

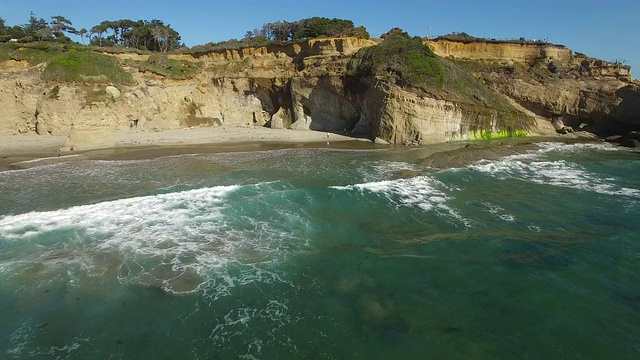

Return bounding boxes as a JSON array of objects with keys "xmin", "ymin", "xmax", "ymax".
[
  {"xmin": 0, "ymin": 62, "xmax": 43, "ymax": 134},
  {"xmin": 425, "ymin": 39, "xmax": 639, "ymax": 137},
  {"xmin": 427, "ymin": 39, "xmax": 574, "ymax": 66},
  {"xmin": 0, "ymin": 37, "xmax": 638, "ymax": 145}
]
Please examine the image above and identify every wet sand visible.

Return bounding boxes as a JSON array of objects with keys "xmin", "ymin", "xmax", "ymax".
[
  {"xmin": 0, "ymin": 126, "xmax": 601, "ymax": 171},
  {"xmin": 0, "ymin": 127, "xmax": 378, "ymax": 171}
]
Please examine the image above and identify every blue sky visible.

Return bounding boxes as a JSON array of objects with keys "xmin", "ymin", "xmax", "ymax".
[{"xmin": 3, "ymin": 0, "xmax": 638, "ymax": 78}]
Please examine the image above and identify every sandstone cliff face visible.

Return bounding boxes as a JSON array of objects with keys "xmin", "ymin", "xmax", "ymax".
[
  {"xmin": 0, "ymin": 37, "xmax": 638, "ymax": 146},
  {"xmin": 427, "ymin": 39, "xmax": 574, "ymax": 65},
  {"xmin": 0, "ymin": 38, "xmax": 376, "ymax": 142},
  {"xmin": 0, "ymin": 61, "xmax": 45, "ymax": 134},
  {"xmin": 427, "ymin": 39, "xmax": 632, "ymax": 80},
  {"xmin": 352, "ymin": 81, "xmax": 522, "ymax": 144},
  {"xmin": 423, "ymin": 39, "xmax": 638, "ymax": 136}
]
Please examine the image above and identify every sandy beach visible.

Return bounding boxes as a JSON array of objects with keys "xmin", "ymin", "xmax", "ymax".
[
  {"xmin": 0, "ymin": 125, "xmax": 600, "ymax": 172},
  {"xmin": 0, "ymin": 126, "xmax": 378, "ymax": 170}
]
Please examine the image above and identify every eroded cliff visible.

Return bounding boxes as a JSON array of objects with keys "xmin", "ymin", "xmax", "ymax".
[
  {"xmin": 0, "ymin": 36, "xmax": 638, "ymax": 148},
  {"xmin": 426, "ymin": 39, "xmax": 638, "ymax": 136}
]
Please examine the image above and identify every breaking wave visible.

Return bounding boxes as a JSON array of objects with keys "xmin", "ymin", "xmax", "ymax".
[
  {"xmin": 0, "ymin": 182, "xmax": 310, "ymax": 296},
  {"xmin": 469, "ymin": 156, "xmax": 640, "ymax": 198},
  {"xmin": 332, "ymin": 176, "xmax": 473, "ymax": 227}
]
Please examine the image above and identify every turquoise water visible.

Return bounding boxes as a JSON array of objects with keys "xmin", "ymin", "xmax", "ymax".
[{"xmin": 1, "ymin": 142, "xmax": 639, "ymax": 359}]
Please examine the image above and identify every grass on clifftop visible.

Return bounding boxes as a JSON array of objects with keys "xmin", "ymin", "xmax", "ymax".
[
  {"xmin": 41, "ymin": 48, "xmax": 134, "ymax": 86},
  {"xmin": 0, "ymin": 42, "xmax": 69, "ymax": 64},
  {"xmin": 137, "ymin": 55, "xmax": 202, "ymax": 79},
  {"xmin": 347, "ymin": 29, "xmax": 444, "ymax": 92}
]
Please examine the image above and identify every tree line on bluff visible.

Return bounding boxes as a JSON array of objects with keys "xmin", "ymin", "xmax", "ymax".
[
  {"xmin": 0, "ymin": 12, "xmax": 181, "ymax": 52},
  {"xmin": 0, "ymin": 13, "xmax": 369, "ymax": 52}
]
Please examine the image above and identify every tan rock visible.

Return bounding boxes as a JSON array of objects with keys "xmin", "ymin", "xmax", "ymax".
[
  {"xmin": 105, "ymin": 86, "xmax": 121, "ymax": 100},
  {"xmin": 270, "ymin": 107, "xmax": 291, "ymax": 129}
]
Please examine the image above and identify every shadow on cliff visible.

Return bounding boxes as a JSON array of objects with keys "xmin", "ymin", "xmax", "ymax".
[
  {"xmin": 292, "ymin": 76, "xmax": 363, "ymax": 136},
  {"xmin": 577, "ymin": 84, "xmax": 640, "ymax": 136},
  {"xmin": 611, "ymin": 85, "xmax": 640, "ymax": 132}
]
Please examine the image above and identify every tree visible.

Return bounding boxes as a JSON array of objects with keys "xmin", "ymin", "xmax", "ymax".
[
  {"xmin": 114, "ymin": 19, "xmax": 136, "ymax": 46},
  {"xmin": 24, "ymin": 12, "xmax": 51, "ymax": 41},
  {"xmin": 51, "ymin": 15, "xmax": 75, "ymax": 37},
  {"xmin": 258, "ymin": 17, "xmax": 369, "ymax": 42},
  {"xmin": 36, "ymin": 27, "xmax": 53, "ymax": 42},
  {"xmin": 91, "ymin": 21, "xmax": 110, "ymax": 46},
  {"xmin": 8, "ymin": 25, "xmax": 27, "ymax": 39},
  {"xmin": 87, "ymin": 18, "xmax": 181, "ymax": 51},
  {"xmin": 0, "ymin": 17, "xmax": 28, "ymax": 40},
  {"xmin": 78, "ymin": 28, "xmax": 88, "ymax": 44}
]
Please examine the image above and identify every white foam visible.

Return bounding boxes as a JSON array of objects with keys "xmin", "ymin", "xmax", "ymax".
[
  {"xmin": 332, "ymin": 176, "xmax": 473, "ymax": 226},
  {"xmin": 0, "ymin": 183, "xmax": 307, "ymax": 295},
  {"xmin": 470, "ymin": 159, "xmax": 640, "ymax": 198},
  {"xmin": 209, "ymin": 299, "xmax": 299, "ymax": 357},
  {"xmin": 372, "ymin": 160, "xmax": 417, "ymax": 172},
  {"xmin": 334, "ymin": 176, "xmax": 447, "ymax": 211},
  {"xmin": 354, "ymin": 160, "xmax": 421, "ymax": 184},
  {"xmin": 0, "ymin": 185, "xmax": 237, "ymax": 242},
  {"xmin": 535, "ymin": 141, "xmax": 622, "ymax": 153}
]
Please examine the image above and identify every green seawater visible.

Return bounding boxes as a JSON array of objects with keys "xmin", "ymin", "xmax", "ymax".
[{"xmin": 1, "ymin": 142, "xmax": 639, "ymax": 359}]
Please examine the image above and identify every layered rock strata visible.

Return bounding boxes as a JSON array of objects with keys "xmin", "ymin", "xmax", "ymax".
[{"xmin": 0, "ymin": 37, "xmax": 637, "ymax": 148}]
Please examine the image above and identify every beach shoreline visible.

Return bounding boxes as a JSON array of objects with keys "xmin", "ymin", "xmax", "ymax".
[
  {"xmin": 0, "ymin": 126, "xmax": 602, "ymax": 171},
  {"xmin": 0, "ymin": 127, "xmax": 380, "ymax": 171}
]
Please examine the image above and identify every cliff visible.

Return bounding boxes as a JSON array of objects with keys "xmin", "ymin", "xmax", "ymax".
[
  {"xmin": 426, "ymin": 39, "xmax": 638, "ymax": 135},
  {"xmin": 0, "ymin": 37, "xmax": 638, "ymax": 148}
]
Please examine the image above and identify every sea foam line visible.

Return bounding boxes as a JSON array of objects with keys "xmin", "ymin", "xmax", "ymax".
[
  {"xmin": 0, "ymin": 184, "xmax": 239, "ymax": 242},
  {"xmin": 332, "ymin": 176, "xmax": 473, "ymax": 227},
  {"xmin": 535, "ymin": 141, "xmax": 622, "ymax": 153},
  {"xmin": 470, "ymin": 158, "xmax": 640, "ymax": 198},
  {"xmin": 0, "ymin": 182, "xmax": 310, "ymax": 296}
]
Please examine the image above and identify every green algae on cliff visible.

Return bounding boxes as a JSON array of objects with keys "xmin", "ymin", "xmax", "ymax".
[{"xmin": 470, "ymin": 129, "xmax": 529, "ymax": 140}]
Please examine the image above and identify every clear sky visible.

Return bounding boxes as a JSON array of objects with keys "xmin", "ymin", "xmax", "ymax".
[{"xmin": 2, "ymin": 0, "xmax": 638, "ymax": 78}]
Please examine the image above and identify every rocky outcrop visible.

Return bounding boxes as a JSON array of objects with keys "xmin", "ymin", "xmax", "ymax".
[
  {"xmin": 427, "ymin": 39, "xmax": 574, "ymax": 65},
  {"xmin": 0, "ymin": 62, "xmax": 44, "ymax": 134},
  {"xmin": 607, "ymin": 130, "xmax": 640, "ymax": 148},
  {"xmin": 477, "ymin": 62, "xmax": 639, "ymax": 136},
  {"xmin": 426, "ymin": 39, "xmax": 638, "ymax": 137},
  {"xmin": 0, "ymin": 37, "xmax": 638, "ymax": 146},
  {"xmin": 427, "ymin": 39, "xmax": 632, "ymax": 80}
]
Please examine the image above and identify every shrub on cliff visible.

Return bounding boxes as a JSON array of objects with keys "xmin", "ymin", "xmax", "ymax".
[
  {"xmin": 137, "ymin": 54, "xmax": 202, "ymax": 79},
  {"xmin": 347, "ymin": 28, "xmax": 444, "ymax": 92},
  {"xmin": 2, "ymin": 42, "xmax": 69, "ymax": 64},
  {"xmin": 41, "ymin": 48, "xmax": 134, "ymax": 85}
]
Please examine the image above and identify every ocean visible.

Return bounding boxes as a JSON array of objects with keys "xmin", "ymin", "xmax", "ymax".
[{"xmin": 1, "ymin": 141, "xmax": 639, "ymax": 359}]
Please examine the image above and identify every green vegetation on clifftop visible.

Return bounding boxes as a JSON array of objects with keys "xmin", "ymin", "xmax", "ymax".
[
  {"xmin": 347, "ymin": 29, "xmax": 444, "ymax": 92},
  {"xmin": 0, "ymin": 42, "xmax": 68, "ymax": 64},
  {"xmin": 136, "ymin": 55, "xmax": 202, "ymax": 79},
  {"xmin": 41, "ymin": 48, "xmax": 134, "ymax": 85}
]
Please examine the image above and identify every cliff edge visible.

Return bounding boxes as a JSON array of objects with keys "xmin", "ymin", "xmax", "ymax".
[{"xmin": 0, "ymin": 36, "xmax": 638, "ymax": 149}]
